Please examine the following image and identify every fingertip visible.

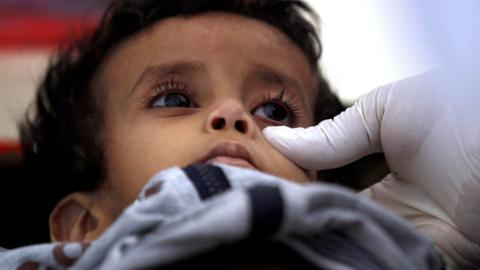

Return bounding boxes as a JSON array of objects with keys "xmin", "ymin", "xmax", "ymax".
[
  {"xmin": 262, "ymin": 125, "xmax": 284, "ymax": 137},
  {"xmin": 262, "ymin": 125, "xmax": 294, "ymax": 152}
]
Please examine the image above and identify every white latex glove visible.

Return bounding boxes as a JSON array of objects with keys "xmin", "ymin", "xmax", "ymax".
[{"xmin": 263, "ymin": 69, "xmax": 480, "ymax": 269}]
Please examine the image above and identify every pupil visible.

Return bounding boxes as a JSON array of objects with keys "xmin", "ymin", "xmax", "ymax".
[
  {"xmin": 265, "ymin": 103, "xmax": 287, "ymax": 120},
  {"xmin": 165, "ymin": 93, "xmax": 190, "ymax": 107}
]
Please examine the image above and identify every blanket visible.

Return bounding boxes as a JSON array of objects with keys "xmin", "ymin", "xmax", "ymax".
[{"xmin": 0, "ymin": 164, "xmax": 445, "ymax": 269}]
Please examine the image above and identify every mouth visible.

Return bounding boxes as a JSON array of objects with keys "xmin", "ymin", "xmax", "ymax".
[{"xmin": 199, "ymin": 141, "xmax": 257, "ymax": 170}]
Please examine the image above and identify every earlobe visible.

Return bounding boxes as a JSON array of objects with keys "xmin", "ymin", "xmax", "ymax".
[{"xmin": 49, "ymin": 192, "xmax": 99, "ymax": 242}]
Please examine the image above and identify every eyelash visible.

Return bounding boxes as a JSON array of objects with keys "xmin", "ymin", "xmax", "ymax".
[
  {"xmin": 259, "ymin": 90, "xmax": 302, "ymax": 124},
  {"xmin": 142, "ymin": 77, "xmax": 196, "ymax": 108},
  {"xmin": 142, "ymin": 77, "xmax": 302, "ymax": 123}
]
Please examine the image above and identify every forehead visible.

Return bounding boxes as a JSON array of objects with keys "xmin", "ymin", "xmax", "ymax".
[{"xmin": 94, "ymin": 12, "xmax": 318, "ymax": 108}]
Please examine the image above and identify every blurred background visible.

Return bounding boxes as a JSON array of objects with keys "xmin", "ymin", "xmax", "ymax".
[
  {"xmin": 0, "ymin": 0, "xmax": 108, "ymax": 248},
  {"xmin": 0, "ymin": 0, "xmax": 108, "ymax": 139},
  {"xmin": 0, "ymin": 0, "xmax": 442, "ymax": 140}
]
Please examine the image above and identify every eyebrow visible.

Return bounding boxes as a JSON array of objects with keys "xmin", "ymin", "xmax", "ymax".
[
  {"xmin": 127, "ymin": 61, "xmax": 308, "ymax": 106},
  {"xmin": 127, "ymin": 60, "xmax": 206, "ymax": 99}
]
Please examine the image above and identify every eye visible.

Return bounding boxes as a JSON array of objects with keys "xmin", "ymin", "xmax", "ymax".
[
  {"xmin": 252, "ymin": 102, "xmax": 290, "ymax": 125},
  {"xmin": 152, "ymin": 92, "xmax": 193, "ymax": 108},
  {"xmin": 144, "ymin": 78, "xmax": 198, "ymax": 109}
]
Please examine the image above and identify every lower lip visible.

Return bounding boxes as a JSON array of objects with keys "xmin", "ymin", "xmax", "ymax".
[{"xmin": 205, "ymin": 156, "xmax": 256, "ymax": 170}]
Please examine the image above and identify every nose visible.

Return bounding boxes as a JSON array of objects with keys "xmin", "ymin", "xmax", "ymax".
[{"xmin": 205, "ymin": 99, "xmax": 255, "ymax": 137}]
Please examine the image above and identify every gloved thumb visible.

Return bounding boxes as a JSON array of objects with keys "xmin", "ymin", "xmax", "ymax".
[{"xmin": 263, "ymin": 86, "xmax": 391, "ymax": 170}]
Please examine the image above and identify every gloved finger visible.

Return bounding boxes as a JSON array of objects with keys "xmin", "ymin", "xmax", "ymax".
[{"xmin": 263, "ymin": 85, "xmax": 391, "ymax": 170}]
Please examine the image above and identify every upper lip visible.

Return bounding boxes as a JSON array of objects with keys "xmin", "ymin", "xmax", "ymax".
[{"xmin": 199, "ymin": 141, "xmax": 256, "ymax": 169}]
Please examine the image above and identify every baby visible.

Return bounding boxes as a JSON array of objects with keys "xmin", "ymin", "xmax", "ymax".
[
  {"xmin": 2, "ymin": 1, "xmax": 445, "ymax": 269},
  {"xmin": 19, "ymin": 0, "xmax": 346, "ymax": 243}
]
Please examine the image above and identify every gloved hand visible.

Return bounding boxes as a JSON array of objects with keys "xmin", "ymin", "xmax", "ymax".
[{"xmin": 263, "ymin": 69, "xmax": 480, "ymax": 269}]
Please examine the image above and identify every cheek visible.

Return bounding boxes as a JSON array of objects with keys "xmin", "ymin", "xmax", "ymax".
[
  {"xmin": 255, "ymin": 138, "xmax": 312, "ymax": 183},
  {"xmin": 273, "ymin": 155, "xmax": 312, "ymax": 183},
  {"xmin": 104, "ymin": 119, "xmax": 199, "ymax": 203}
]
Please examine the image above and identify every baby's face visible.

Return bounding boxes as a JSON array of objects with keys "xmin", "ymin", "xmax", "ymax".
[{"xmin": 94, "ymin": 12, "xmax": 319, "ymax": 208}]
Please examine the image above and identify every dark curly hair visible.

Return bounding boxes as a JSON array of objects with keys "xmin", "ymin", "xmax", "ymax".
[{"xmin": 18, "ymin": 0, "xmax": 348, "ymax": 244}]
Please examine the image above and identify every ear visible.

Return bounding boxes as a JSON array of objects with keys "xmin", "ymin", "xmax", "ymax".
[{"xmin": 49, "ymin": 192, "xmax": 102, "ymax": 242}]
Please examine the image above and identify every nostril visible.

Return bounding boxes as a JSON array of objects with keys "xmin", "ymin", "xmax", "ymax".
[
  {"xmin": 235, "ymin": 120, "xmax": 248, "ymax": 134},
  {"xmin": 212, "ymin": 118, "xmax": 226, "ymax": 130}
]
